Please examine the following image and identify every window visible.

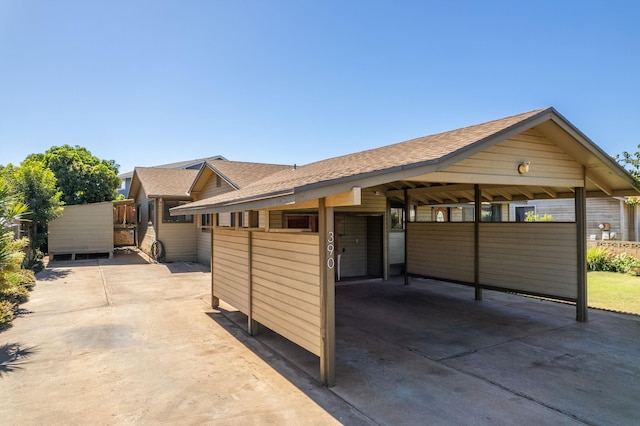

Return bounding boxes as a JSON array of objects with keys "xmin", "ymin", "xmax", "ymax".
[
  {"xmin": 481, "ymin": 203, "xmax": 502, "ymax": 222},
  {"xmin": 285, "ymin": 214, "xmax": 318, "ymax": 231},
  {"xmin": 201, "ymin": 214, "xmax": 212, "ymax": 231},
  {"xmin": 432, "ymin": 207, "xmax": 448, "ymax": 222},
  {"xmin": 216, "ymin": 175, "xmax": 222, "ymax": 188},
  {"xmin": 390, "ymin": 207, "xmax": 404, "ymax": 230},
  {"xmin": 137, "ymin": 204, "xmax": 142, "ymax": 223},
  {"xmin": 230, "ymin": 212, "xmax": 243, "ymax": 227},
  {"xmin": 515, "ymin": 206, "xmax": 536, "ymax": 222},
  {"xmin": 163, "ymin": 200, "xmax": 193, "ymax": 223},
  {"xmin": 148, "ymin": 200, "xmax": 155, "ymax": 224}
]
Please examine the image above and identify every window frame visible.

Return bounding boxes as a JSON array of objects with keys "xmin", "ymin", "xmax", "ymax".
[{"xmin": 162, "ymin": 200, "xmax": 194, "ymax": 224}]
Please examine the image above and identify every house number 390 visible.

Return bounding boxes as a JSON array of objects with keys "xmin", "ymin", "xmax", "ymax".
[{"xmin": 327, "ymin": 231, "xmax": 335, "ymax": 269}]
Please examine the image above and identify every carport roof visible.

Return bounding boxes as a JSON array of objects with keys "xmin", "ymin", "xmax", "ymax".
[{"xmin": 172, "ymin": 107, "xmax": 639, "ymax": 214}]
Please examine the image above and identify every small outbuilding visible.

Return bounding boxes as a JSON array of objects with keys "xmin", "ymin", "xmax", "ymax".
[
  {"xmin": 172, "ymin": 107, "xmax": 640, "ymax": 386},
  {"xmin": 48, "ymin": 201, "xmax": 114, "ymax": 259}
]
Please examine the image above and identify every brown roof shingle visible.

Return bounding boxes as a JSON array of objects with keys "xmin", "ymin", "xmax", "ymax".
[
  {"xmin": 134, "ymin": 167, "xmax": 200, "ymax": 198},
  {"xmin": 204, "ymin": 159, "xmax": 292, "ymax": 189},
  {"xmin": 176, "ymin": 108, "xmax": 548, "ymax": 211}
]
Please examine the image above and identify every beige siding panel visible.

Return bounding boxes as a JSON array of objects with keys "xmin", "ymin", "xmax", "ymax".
[
  {"xmin": 406, "ymin": 223, "xmax": 475, "ymax": 282},
  {"xmin": 48, "ymin": 202, "xmax": 114, "ymax": 255},
  {"xmin": 251, "ymin": 232, "xmax": 321, "ymax": 356},
  {"xmin": 529, "ymin": 198, "xmax": 623, "ymax": 239},
  {"xmin": 213, "ymin": 229, "xmax": 250, "ymax": 313},
  {"xmin": 158, "ymin": 202, "xmax": 197, "ymax": 262},
  {"xmin": 218, "ymin": 212, "xmax": 232, "ymax": 227},
  {"xmin": 251, "ymin": 300, "xmax": 320, "ymax": 354},
  {"xmin": 269, "ymin": 211, "xmax": 283, "ymax": 229},
  {"xmin": 585, "ymin": 198, "xmax": 622, "ymax": 239},
  {"xmin": 336, "ymin": 189, "xmax": 387, "ymax": 213},
  {"xmin": 251, "ymin": 259, "xmax": 319, "ymax": 285},
  {"xmin": 478, "ymin": 223, "xmax": 577, "ymax": 299},
  {"xmin": 200, "ymin": 179, "xmax": 235, "ymax": 199},
  {"xmin": 438, "ymin": 134, "xmax": 584, "ymax": 183}
]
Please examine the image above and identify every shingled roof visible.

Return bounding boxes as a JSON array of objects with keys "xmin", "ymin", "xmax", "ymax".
[
  {"xmin": 189, "ymin": 159, "xmax": 292, "ymax": 193},
  {"xmin": 129, "ymin": 167, "xmax": 200, "ymax": 198},
  {"xmin": 172, "ymin": 107, "xmax": 638, "ymax": 214}
]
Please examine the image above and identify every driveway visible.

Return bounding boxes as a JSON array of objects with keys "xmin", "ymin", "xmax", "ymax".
[
  {"xmin": 2, "ymin": 251, "xmax": 640, "ymax": 425},
  {"xmin": 0, "ymin": 251, "xmax": 364, "ymax": 425}
]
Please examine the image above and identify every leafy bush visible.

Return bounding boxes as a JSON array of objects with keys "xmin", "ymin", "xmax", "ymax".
[
  {"xmin": 587, "ymin": 247, "xmax": 640, "ymax": 275},
  {"xmin": 587, "ymin": 246, "xmax": 613, "ymax": 271},
  {"xmin": 524, "ymin": 212, "xmax": 555, "ymax": 222},
  {"xmin": 0, "ymin": 284, "xmax": 29, "ymax": 305},
  {"xmin": 15, "ymin": 269, "xmax": 36, "ymax": 290},
  {"xmin": 0, "ymin": 300, "xmax": 14, "ymax": 330},
  {"xmin": 22, "ymin": 248, "xmax": 44, "ymax": 273},
  {"xmin": 611, "ymin": 253, "xmax": 640, "ymax": 275}
]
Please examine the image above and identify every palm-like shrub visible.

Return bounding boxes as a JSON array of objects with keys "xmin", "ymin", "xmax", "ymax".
[
  {"xmin": 587, "ymin": 246, "xmax": 613, "ymax": 271},
  {"xmin": 0, "ymin": 178, "xmax": 30, "ymax": 329}
]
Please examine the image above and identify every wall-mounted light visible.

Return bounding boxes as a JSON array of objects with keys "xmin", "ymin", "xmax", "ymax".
[
  {"xmin": 374, "ymin": 190, "xmax": 381, "ymax": 196},
  {"xmin": 518, "ymin": 161, "xmax": 531, "ymax": 174}
]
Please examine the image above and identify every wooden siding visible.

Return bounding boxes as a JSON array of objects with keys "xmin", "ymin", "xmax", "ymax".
[
  {"xmin": 478, "ymin": 223, "xmax": 577, "ymax": 300},
  {"xmin": 430, "ymin": 129, "xmax": 584, "ymax": 186},
  {"xmin": 336, "ymin": 189, "xmax": 387, "ymax": 213},
  {"xmin": 218, "ymin": 212, "xmax": 232, "ymax": 227},
  {"xmin": 407, "ymin": 222, "xmax": 577, "ymax": 299},
  {"xmin": 212, "ymin": 228, "xmax": 250, "ymax": 313},
  {"xmin": 520, "ymin": 199, "xmax": 575, "ymax": 222},
  {"xmin": 48, "ymin": 202, "xmax": 114, "ymax": 255},
  {"xmin": 517, "ymin": 198, "xmax": 623, "ymax": 240},
  {"xmin": 157, "ymin": 199, "xmax": 197, "ymax": 262},
  {"xmin": 269, "ymin": 210, "xmax": 283, "ymax": 229},
  {"xmin": 200, "ymin": 178, "xmax": 235, "ymax": 199},
  {"xmin": 406, "ymin": 223, "xmax": 475, "ymax": 282},
  {"xmin": 251, "ymin": 232, "xmax": 321, "ymax": 355}
]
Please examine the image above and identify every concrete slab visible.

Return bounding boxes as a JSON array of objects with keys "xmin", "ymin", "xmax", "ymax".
[
  {"xmin": 3, "ymin": 255, "xmax": 640, "ymax": 425},
  {"xmin": 249, "ymin": 278, "xmax": 640, "ymax": 425},
  {"xmin": 0, "ymin": 252, "xmax": 366, "ymax": 425}
]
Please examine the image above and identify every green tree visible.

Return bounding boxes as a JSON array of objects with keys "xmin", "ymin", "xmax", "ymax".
[
  {"xmin": 617, "ymin": 148, "xmax": 640, "ymax": 180},
  {"xmin": 4, "ymin": 159, "xmax": 63, "ymax": 251},
  {"xmin": 616, "ymin": 149, "xmax": 640, "ymax": 204},
  {"xmin": 40, "ymin": 145, "xmax": 121, "ymax": 205}
]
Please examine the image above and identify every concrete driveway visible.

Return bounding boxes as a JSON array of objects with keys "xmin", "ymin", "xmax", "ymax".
[
  {"xmin": 0, "ymin": 251, "xmax": 363, "ymax": 425},
  {"xmin": 2, "ymin": 251, "xmax": 640, "ymax": 425}
]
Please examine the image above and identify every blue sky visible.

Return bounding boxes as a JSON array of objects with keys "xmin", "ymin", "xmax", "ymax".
[{"xmin": 1, "ymin": 1, "xmax": 639, "ymax": 175}]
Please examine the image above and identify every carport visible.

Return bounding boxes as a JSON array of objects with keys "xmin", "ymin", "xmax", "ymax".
[{"xmin": 172, "ymin": 107, "xmax": 639, "ymax": 386}]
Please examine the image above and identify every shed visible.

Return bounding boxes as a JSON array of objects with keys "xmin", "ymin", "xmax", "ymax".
[
  {"xmin": 172, "ymin": 107, "xmax": 639, "ymax": 386},
  {"xmin": 48, "ymin": 201, "xmax": 114, "ymax": 259}
]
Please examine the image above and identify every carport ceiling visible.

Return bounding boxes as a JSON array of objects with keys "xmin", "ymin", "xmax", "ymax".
[{"xmin": 381, "ymin": 182, "xmax": 576, "ymax": 205}]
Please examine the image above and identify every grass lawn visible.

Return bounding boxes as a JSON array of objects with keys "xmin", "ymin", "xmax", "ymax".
[{"xmin": 588, "ymin": 271, "xmax": 640, "ymax": 315}]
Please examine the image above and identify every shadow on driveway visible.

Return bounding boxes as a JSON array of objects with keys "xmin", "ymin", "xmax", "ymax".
[{"xmin": 0, "ymin": 343, "xmax": 38, "ymax": 378}]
